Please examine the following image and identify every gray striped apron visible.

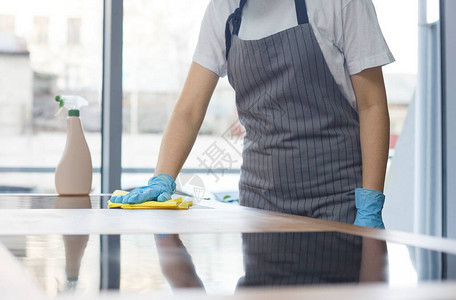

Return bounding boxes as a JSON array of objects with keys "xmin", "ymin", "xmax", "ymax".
[
  {"xmin": 226, "ymin": 0, "xmax": 363, "ymax": 223},
  {"xmin": 237, "ymin": 232, "xmax": 362, "ymax": 286}
]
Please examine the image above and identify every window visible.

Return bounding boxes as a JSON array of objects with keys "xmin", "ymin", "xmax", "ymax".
[
  {"xmin": 372, "ymin": 0, "xmax": 418, "ymax": 160},
  {"xmin": 121, "ymin": 0, "xmax": 239, "ymax": 199},
  {"xmin": 0, "ymin": 1, "xmax": 102, "ymax": 193}
]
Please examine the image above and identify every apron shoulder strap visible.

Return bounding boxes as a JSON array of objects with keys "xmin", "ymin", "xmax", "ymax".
[
  {"xmin": 294, "ymin": 0, "xmax": 309, "ymax": 25},
  {"xmin": 225, "ymin": 0, "xmax": 309, "ymax": 60},
  {"xmin": 225, "ymin": 0, "xmax": 248, "ymax": 60}
]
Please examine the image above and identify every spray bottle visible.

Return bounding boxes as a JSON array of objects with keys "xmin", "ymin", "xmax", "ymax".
[{"xmin": 54, "ymin": 95, "xmax": 92, "ymax": 195}]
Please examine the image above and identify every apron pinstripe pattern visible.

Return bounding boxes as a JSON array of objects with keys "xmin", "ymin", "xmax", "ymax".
[
  {"xmin": 237, "ymin": 232, "xmax": 362, "ymax": 286},
  {"xmin": 226, "ymin": 0, "xmax": 362, "ymax": 223}
]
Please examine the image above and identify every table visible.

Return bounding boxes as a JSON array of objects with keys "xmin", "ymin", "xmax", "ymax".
[{"xmin": 0, "ymin": 194, "xmax": 455, "ymax": 299}]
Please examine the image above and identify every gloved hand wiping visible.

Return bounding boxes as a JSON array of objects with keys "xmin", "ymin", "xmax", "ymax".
[
  {"xmin": 353, "ymin": 188, "xmax": 385, "ymax": 229},
  {"xmin": 110, "ymin": 174, "xmax": 176, "ymax": 204}
]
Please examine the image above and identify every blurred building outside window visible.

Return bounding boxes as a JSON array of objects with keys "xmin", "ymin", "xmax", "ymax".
[
  {"xmin": 67, "ymin": 17, "xmax": 81, "ymax": 46},
  {"xmin": 0, "ymin": 15, "xmax": 15, "ymax": 33},
  {"xmin": 33, "ymin": 16, "xmax": 49, "ymax": 45}
]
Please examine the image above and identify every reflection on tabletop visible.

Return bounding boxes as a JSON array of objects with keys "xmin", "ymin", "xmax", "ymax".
[
  {"xmin": 155, "ymin": 232, "xmax": 387, "ymax": 291},
  {"xmin": 55, "ymin": 196, "xmax": 91, "ymax": 292},
  {"xmin": 1, "ymin": 230, "xmax": 452, "ymax": 296},
  {"xmin": 0, "ymin": 194, "xmax": 110, "ymax": 209}
]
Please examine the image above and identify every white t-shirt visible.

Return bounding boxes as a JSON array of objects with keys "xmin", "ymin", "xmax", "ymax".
[{"xmin": 192, "ymin": 0, "xmax": 395, "ymax": 109}]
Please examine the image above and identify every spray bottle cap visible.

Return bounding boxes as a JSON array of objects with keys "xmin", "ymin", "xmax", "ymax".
[{"xmin": 55, "ymin": 95, "xmax": 88, "ymax": 117}]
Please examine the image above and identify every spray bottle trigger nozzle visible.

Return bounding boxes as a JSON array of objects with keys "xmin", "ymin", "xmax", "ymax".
[{"xmin": 55, "ymin": 96, "xmax": 65, "ymax": 116}]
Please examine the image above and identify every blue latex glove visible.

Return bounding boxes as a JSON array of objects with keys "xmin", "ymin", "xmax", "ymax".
[
  {"xmin": 110, "ymin": 174, "xmax": 176, "ymax": 204},
  {"xmin": 353, "ymin": 188, "xmax": 385, "ymax": 229}
]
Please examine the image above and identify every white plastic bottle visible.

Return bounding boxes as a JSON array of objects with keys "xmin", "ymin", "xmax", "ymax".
[{"xmin": 54, "ymin": 95, "xmax": 93, "ymax": 195}]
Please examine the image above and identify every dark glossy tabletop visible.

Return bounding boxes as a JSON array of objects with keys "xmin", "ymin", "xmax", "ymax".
[
  {"xmin": 2, "ymin": 231, "xmax": 454, "ymax": 297},
  {"xmin": 1, "ymin": 194, "xmax": 455, "ymax": 298}
]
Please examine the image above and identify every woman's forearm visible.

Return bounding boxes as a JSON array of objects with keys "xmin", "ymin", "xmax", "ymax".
[
  {"xmin": 154, "ymin": 62, "xmax": 219, "ymax": 179},
  {"xmin": 358, "ymin": 103, "xmax": 390, "ymax": 192},
  {"xmin": 351, "ymin": 67, "xmax": 390, "ymax": 193},
  {"xmin": 154, "ymin": 108, "xmax": 203, "ymax": 179}
]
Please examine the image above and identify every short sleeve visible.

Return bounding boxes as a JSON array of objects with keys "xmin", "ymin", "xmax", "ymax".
[
  {"xmin": 192, "ymin": 1, "xmax": 228, "ymax": 77},
  {"xmin": 341, "ymin": 0, "xmax": 395, "ymax": 75}
]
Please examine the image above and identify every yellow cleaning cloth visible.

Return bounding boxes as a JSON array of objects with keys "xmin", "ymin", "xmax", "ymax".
[{"xmin": 108, "ymin": 190, "xmax": 193, "ymax": 210}]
